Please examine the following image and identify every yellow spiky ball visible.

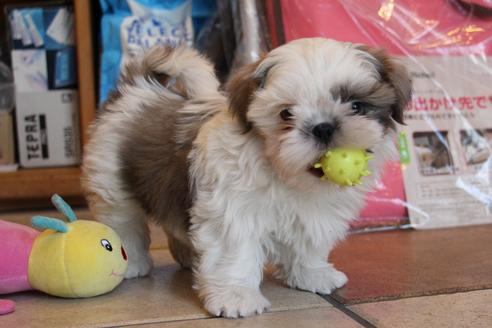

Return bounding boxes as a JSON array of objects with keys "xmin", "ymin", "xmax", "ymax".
[{"xmin": 314, "ymin": 148, "xmax": 372, "ymax": 186}]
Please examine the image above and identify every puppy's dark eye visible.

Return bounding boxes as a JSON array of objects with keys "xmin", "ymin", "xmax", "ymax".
[
  {"xmin": 152, "ymin": 72, "xmax": 170, "ymax": 86},
  {"xmin": 280, "ymin": 108, "xmax": 294, "ymax": 121},
  {"xmin": 351, "ymin": 102, "xmax": 367, "ymax": 114}
]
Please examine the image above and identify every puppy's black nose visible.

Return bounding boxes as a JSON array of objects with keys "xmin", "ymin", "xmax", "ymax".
[{"xmin": 312, "ymin": 123, "xmax": 336, "ymax": 143}]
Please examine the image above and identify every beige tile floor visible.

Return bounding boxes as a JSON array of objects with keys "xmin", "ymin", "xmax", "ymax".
[
  {"xmin": 350, "ymin": 290, "xmax": 492, "ymax": 328},
  {"xmin": 2, "ymin": 209, "xmax": 492, "ymax": 327},
  {"xmin": 133, "ymin": 307, "xmax": 363, "ymax": 328}
]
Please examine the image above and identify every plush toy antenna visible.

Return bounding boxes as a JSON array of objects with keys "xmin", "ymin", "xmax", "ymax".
[
  {"xmin": 51, "ymin": 194, "xmax": 78, "ymax": 222},
  {"xmin": 32, "ymin": 216, "xmax": 69, "ymax": 233}
]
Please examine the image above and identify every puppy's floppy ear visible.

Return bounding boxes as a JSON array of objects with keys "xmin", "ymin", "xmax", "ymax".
[
  {"xmin": 226, "ymin": 57, "xmax": 272, "ymax": 131},
  {"xmin": 357, "ymin": 46, "xmax": 412, "ymax": 125}
]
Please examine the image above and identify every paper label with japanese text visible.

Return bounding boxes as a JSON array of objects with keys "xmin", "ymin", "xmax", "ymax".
[{"xmin": 399, "ymin": 56, "xmax": 492, "ymax": 229}]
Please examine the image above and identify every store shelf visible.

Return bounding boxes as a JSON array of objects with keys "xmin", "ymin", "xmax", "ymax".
[
  {"xmin": 0, "ymin": 167, "xmax": 82, "ymax": 200},
  {"xmin": 0, "ymin": 0, "xmax": 97, "ymax": 207}
]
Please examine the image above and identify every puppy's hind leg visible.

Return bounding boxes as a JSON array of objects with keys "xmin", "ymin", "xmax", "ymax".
[
  {"xmin": 167, "ymin": 233, "xmax": 193, "ymax": 269},
  {"xmin": 87, "ymin": 193, "xmax": 152, "ymax": 278}
]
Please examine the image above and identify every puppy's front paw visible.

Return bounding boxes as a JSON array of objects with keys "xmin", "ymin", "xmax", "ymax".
[
  {"xmin": 125, "ymin": 253, "xmax": 153, "ymax": 279},
  {"xmin": 284, "ymin": 265, "xmax": 348, "ymax": 295},
  {"xmin": 204, "ymin": 286, "xmax": 271, "ymax": 318}
]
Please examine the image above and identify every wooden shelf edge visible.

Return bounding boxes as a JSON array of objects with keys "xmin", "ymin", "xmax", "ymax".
[
  {"xmin": 74, "ymin": 0, "xmax": 97, "ymax": 147},
  {"xmin": 0, "ymin": 167, "xmax": 83, "ymax": 200}
]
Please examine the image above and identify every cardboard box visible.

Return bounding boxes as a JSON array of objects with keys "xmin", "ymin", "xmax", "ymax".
[
  {"xmin": 7, "ymin": 4, "xmax": 80, "ymax": 167},
  {"xmin": 15, "ymin": 90, "xmax": 80, "ymax": 167}
]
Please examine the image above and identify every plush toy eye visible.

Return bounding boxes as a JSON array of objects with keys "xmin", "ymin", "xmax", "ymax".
[
  {"xmin": 101, "ymin": 239, "xmax": 113, "ymax": 252},
  {"xmin": 280, "ymin": 108, "xmax": 293, "ymax": 121}
]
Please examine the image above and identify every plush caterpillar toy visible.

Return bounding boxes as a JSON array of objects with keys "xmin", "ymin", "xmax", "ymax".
[{"xmin": 0, "ymin": 195, "xmax": 128, "ymax": 315}]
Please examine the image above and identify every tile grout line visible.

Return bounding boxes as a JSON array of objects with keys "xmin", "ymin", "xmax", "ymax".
[
  {"xmin": 318, "ymin": 295, "xmax": 377, "ymax": 328},
  {"xmin": 106, "ymin": 306, "xmax": 337, "ymax": 328}
]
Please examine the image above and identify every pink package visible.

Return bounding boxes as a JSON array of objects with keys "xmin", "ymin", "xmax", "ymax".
[{"xmin": 275, "ymin": 0, "xmax": 492, "ymax": 228}]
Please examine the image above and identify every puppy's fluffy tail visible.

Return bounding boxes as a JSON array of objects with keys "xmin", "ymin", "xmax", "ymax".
[
  {"xmin": 106, "ymin": 45, "xmax": 221, "ymax": 109},
  {"xmin": 105, "ymin": 45, "xmax": 223, "ymax": 147}
]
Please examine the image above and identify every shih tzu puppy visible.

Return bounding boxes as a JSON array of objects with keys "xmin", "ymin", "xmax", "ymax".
[{"xmin": 82, "ymin": 38, "xmax": 411, "ymax": 318}]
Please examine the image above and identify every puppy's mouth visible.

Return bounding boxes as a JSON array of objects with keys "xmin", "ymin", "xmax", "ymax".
[{"xmin": 308, "ymin": 165, "xmax": 324, "ymax": 178}]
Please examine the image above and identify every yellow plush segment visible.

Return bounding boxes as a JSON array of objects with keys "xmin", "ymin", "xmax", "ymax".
[
  {"xmin": 28, "ymin": 220, "xmax": 128, "ymax": 298},
  {"xmin": 64, "ymin": 221, "xmax": 127, "ymax": 297},
  {"xmin": 28, "ymin": 229, "xmax": 72, "ymax": 297}
]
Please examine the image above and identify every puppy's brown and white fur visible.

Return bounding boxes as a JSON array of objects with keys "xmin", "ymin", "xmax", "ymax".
[{"xmin": 82, "ymin": 38, "xmax": 411, "ymax": 318}]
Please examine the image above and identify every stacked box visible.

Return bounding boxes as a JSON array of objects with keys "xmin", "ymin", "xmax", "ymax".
[{"xmin": 7, "ymin": 4, "xmax": 80, "ymax": 168}]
